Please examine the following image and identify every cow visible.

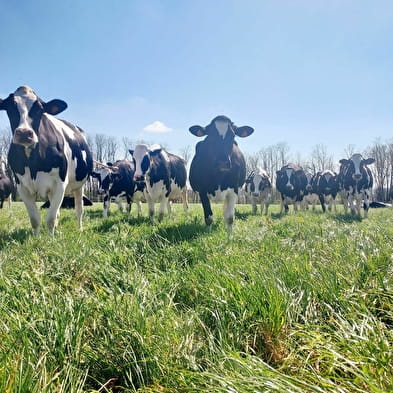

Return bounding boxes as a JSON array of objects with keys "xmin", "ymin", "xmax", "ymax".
[
  {"xmin": 188, "ymin": 115, "xmax": 254, "ymax": 233},
  {"xmin": 129, "ymin": 144, "xmax": 188, "ymax": 222},
  {"xmin": 0, "ymin": 86, "xmax": 93, "ymax": 235},
  {"xmin": 314, "ymin": 170, "xmax": 339, "ymax": 212},
  {"xmin": 244, "ymin": 168, "xmax": 272, "ymax": 215},
  {"xmin": 0, "ymin": 173, "xmax": 12, "ymax": 209},
  {"xmin": 276, "ymin": 164, "xmax": 307, "ymax": 214},
  {"xmin": 92, "ymin": 159, "xmax": 144, "ymax": 217},
  {"xmin": 302, "ymin": 172, "xmax": 319, "ymax": 211},
  {"xmin": 338, "ymin": 154, "xmax": 375, "ymax": 218}
]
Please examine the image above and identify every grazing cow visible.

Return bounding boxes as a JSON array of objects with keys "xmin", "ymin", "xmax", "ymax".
[
  {"xmin": 302, "ymin": 172, "xmax": 319, "ymax": 211},
  {"xmin": 276, "ymin": 164, "xmax": 307, "ymax": 213},
  {"xmin": 0, "ymin": 173, "xmax": 12, "ymax": 209},
  {"xmin": 338, "ymin": 154, "xmax": 375, "ymax": 217},
  {"xmin": 92, "ymin": 159, "xmax": 143, "ymax": 217},
  {"xmin": 188, "ymin": 115, "xmax": 254, "ymax": 233},
  {"xmin": 244, "ymin": 168, "xmax": 272, "ymax": 215},
  {"xmin": 314, "ymin": 170, "xmax": 339, "ymax": 212},
  {"xmin": 0, "ymin": 86, "xmax": 93, "ymax": 235},
  {"xmin": 129, "ymin": 144, "xmax": 188, "ymax": 222}
]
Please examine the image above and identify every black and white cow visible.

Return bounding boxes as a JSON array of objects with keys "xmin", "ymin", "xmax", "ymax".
[
  {"xmin": 188, "ymin": 115, "xmax": 254, "ymax": 232},
  {"xmin": 338, "ymin": 154, "xmax": 375, "ymax": 217},
  {"xmin": 314, "ymin": 170, "xmax": 339, "ymax": 212},
  {"xmin": 0, "ymin": 172, "xmax": 12, "ymax": 209},
  {"xmin": 129, "ymin": 144, "xmax": 188, "ymax": 222},
  {"xmin": 244, "ymin": 168, "xmax": 272, "ymax": 215},
  {"xmin": 302, "ymin": 172, "xmax": 319, "ymax": 211},
  {"xmin": 0, "ymin": 86, "xmax": 93, "ymax": 234},
  {"xmin": 276, "ymin": 164, "xmax": 307, "ymax": 213},
  {"xmin": 92, "ymin": 159, "xmax": 144, "ymax": 217}
]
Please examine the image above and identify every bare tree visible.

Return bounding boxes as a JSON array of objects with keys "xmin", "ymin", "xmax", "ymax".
[
  {"xmin": 178, "ymin": 145, "xmax": 192, "ymax": 164},
  {"xmin": 342, "ymin": 144, "xmax": 356, "ymax": 159},
  {"xmin": 121, "ymin": 136, "xmax": 134, "ymax": 159},
  {"xmin": 310, "ymin": 144, "xmax": 334, "ymax": 173}
]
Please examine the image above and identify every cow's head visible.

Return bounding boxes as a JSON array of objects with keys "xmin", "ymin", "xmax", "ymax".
[
  {"xmin": 318, "ymin": 170, "xmax": 337, "ymax": 191},
  {"xmin": 304, "ymin": 172, "xmax": 314, "ymax": 192},
  {"xmin": 0, "ymin": 86, "xmax": 67, "ymax": 147},
  {"xmin": 276, "ymin": 166, "xmax": 296, "ymax": 191},
  {"xmin": 249, "ymin": 169, "xmax": 270, "ymax": 196},
  {"xmin": 339, "ymin": 154, "xmax": 375, "ymax": 182},
  {"xmin": 129, "ymin": 144, "xmax": 162, "ymax": 182},
  {"xmin": 91, "ymin": 163, "xmax": 118, "ymax": 193},
  {"xmin": 189, "ymin": 115, "xmax": 253, "ymax": 171}
]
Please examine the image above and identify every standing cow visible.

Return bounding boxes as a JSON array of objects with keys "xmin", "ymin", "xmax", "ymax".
[
  {"xmin": 129, "ymin": 144, "xmax": 188, "ymax": 222},
  {"xmin": 302, "ymin": 172, "xmax": 319, "ymax": 211},
  {"xmin": 338, "ymin": 154, "xmax": 375, "ymax": 218},
  {"xmin": 188, "ymin": 115, "xmax": 254, "ymax": 233},
  {"xmin": 92, "ymin": 159, "xmax": 143, "ymax": 217},
  {"xmin": 244, "ymin": 168, "xmax": 272, "ymax": 215},
  {"xmin": 276, "ymin": 164, "xmax": 307, "ymax": 213},
  {"xmin": 314, "ymin": 170, "xmax": 339, "ymax": 212},
  {"xmin": 0, "ymin": 86, "xmax": 93, "ymax": 235}
]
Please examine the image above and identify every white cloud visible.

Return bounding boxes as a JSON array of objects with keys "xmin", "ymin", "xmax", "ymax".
[{"xmin": 143, "ymin": 121, "xmax": 172, "ymax": 134}]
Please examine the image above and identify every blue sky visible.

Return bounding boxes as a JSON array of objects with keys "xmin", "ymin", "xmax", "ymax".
[{"xmin": 1, "ymin": 0, "xmax": 392, "ymax": 162}]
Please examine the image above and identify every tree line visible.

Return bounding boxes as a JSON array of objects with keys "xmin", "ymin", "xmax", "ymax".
[{"xmin": 1, "ymin": 127, "xmax": 393, "ymax": 202}]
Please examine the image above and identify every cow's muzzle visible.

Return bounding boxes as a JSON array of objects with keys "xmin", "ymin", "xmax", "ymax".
[
  {"xmin": 134, "ymin": 175, "xmax": 145, "ymax": 182},
  {"xmin": 353, "ymin": 174, "xmax": 362, "ymax": 181},
  {"xmin": 286, "ymin": 184, "xmax": 294, "ymax": 191},
  {"xmin": 13, "ymin": 128, "xmax": 37, "ymax": 146}
]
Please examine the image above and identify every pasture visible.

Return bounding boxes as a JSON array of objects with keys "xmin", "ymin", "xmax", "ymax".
[{"xmin": 0, "ymin": 202, "xmax": 392, "ymax": 392}]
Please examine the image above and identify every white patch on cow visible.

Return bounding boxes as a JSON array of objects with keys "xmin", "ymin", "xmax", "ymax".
[
  {"xmin": 350, "ymin": 153, "xmax": 363, "ymax": 176},
  {"xmin": 214, "ymin": 119, "xmax": 229, "ymax": 138},
  {"xmin": 285, "ymin": 168, "xmax": 293, "ymax": 187},
  {"xmin": 132, "ymin": 144, "xmax": 150, "ymax": 178},
  {"xmin": 95, "ymin": 167, "xmax": 112, "ymax": 193},
  {"xmin": 161, "ymin": 149, "xmax": 170, "ymax": 163},
  {"xmin": 13, "ymin": 86, "xmax": 39, "ymax": 141}
]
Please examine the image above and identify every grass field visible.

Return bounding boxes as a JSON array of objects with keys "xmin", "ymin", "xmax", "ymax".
[{"xmin": 0, "ymin": 202, "xmax": 392, "ymax": 392}]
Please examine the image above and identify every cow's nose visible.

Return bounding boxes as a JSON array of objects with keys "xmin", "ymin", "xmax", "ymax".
[
  {"xmin": 306, "ymin": 185, "xmax": 312, "ymax": 191},
  {"xmin": 253, "ymin": 192, "xmax": 260, "ymax": 197},
  {"xmin": 353, "ymin": 174, "xmax": 362, "ymax": 180},
  {"xmin": 134, "ymin": 175, "xmax": 145, "ymax": 182},
  {"xmin": 286, "ymin": 184, "xmax": 294, "ymax": 190},
  {"xmin": 15, "ymin": 128, "xmax": 34, "ymax": 139}
]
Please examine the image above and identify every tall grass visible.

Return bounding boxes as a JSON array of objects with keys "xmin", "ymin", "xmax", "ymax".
[{"xmin": 0, "ymin": 202, "xmax": 392, "ymax": 392}]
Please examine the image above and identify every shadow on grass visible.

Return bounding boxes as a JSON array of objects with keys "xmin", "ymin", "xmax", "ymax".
[
  {"xmin": 155, "ymin": 221, "xmax": 209, "ymax": 243},
  {"xmin": 0, "ymin": 228, "xmax": 31, "ymax": 250},
  {"xmin": 235, "ymin": 210, "xmax": 255, "ymax": 220}
]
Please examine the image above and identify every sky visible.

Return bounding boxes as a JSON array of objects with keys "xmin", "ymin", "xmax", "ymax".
[{"xmin": 1, "ymin": 0, "xmax": 392, "ymax": 164}]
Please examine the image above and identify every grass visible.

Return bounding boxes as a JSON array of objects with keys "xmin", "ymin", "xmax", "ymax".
[{"xmin": 0, "ymin": 202, "xmax": 392, "ymax": 392}]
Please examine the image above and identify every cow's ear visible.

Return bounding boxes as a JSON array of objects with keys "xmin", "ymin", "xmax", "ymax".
[
  {"xmin": 364, "ymin": 158, "xmax": 375, "ymax": 165},
  {"xmin": 149, "ymin": 144, "xmax": 162, "ymax": 156},
  {"xmin": 44, "ymin": 99, "xmax": 68, "ymax": 115},
  {"xmin": 129, "ymin": 149, "xmax": 134, "ymax": 156},
  {"xmin": 91, "ymin": 171, "xmax": 99, "ymax": 178},
  {"xmin": 0, "ymin": 99, "xmax": 3, "ymax": 110},
  {"xmin": 339, "ymin": 159, "xmax": 349, "ymax": 165},
  {"xmin": 106, "ymin": 162, "xmax": 113, "ymax": 167},
  {"xmin": 189, "ymin": 125, "xmax": 206, "ymax": 137},
  {"xmin": 235, "ymin": 126, "xmax": 254, "ymax": 138}
]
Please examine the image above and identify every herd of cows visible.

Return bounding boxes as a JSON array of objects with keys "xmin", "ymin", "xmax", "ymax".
[{"xmin": 0, "ymin": 85, "xmax": 380, "ymax": 236}]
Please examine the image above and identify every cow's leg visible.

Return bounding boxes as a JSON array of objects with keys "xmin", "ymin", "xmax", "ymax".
[
  {"xmin": 279, "ymin": 195, "xmax": 285, "ymax": 214},
  {"xmin": 18, "ymin": 185, "xmax": 40, "ymax": 235},
  {"xmin": 165, "ymin": 199, "xmax": 172, "ymax": 219},
  {"xmin": 363, "ymin": 188, "xmax": 372, "ymax": 218},
  {"xmin": 136, "ymin": 201, "xmax": 142, "ymax": 216},
  {"xmin": 319, "ymin": 194, "xmax": 326, "ymax": 213},
  {"xmin": 115, "ymin": 196, "xmax": 123, "ymax": 212},
  {"xmin": 73, "ymin": 187, "xmax": 84, "ymax": 230},
  {"xmin": 46, "ymin": 184, "xmax": 66, "ymax": 235},
  {"xmin": 223, "ymin": 191, "xmax": 237, "ymax": 234},
  {"xmin": 251, "ymin": 197, "xmax": 257, "ymax": 214},
  {"xmin": 146, "ymin": 194, "xmax": 155, "ymax": 223},
  {"xmin": 0, "ymin": 199, "xmax": 3, "ymax": 209},
  {"xmin": 103, "ymin": 194, "xmax": 110, "ymax": 218},
  {"xmin": 126, "ymin": 195, "xmax": 131, "ymax": 215},
  {"xmin": 182, "ymin": 188, "xmax": 188, "ymax": 214},
  {"xmin": 200, "ymin": 193, "xmax": 213, "ymax": 228}
]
